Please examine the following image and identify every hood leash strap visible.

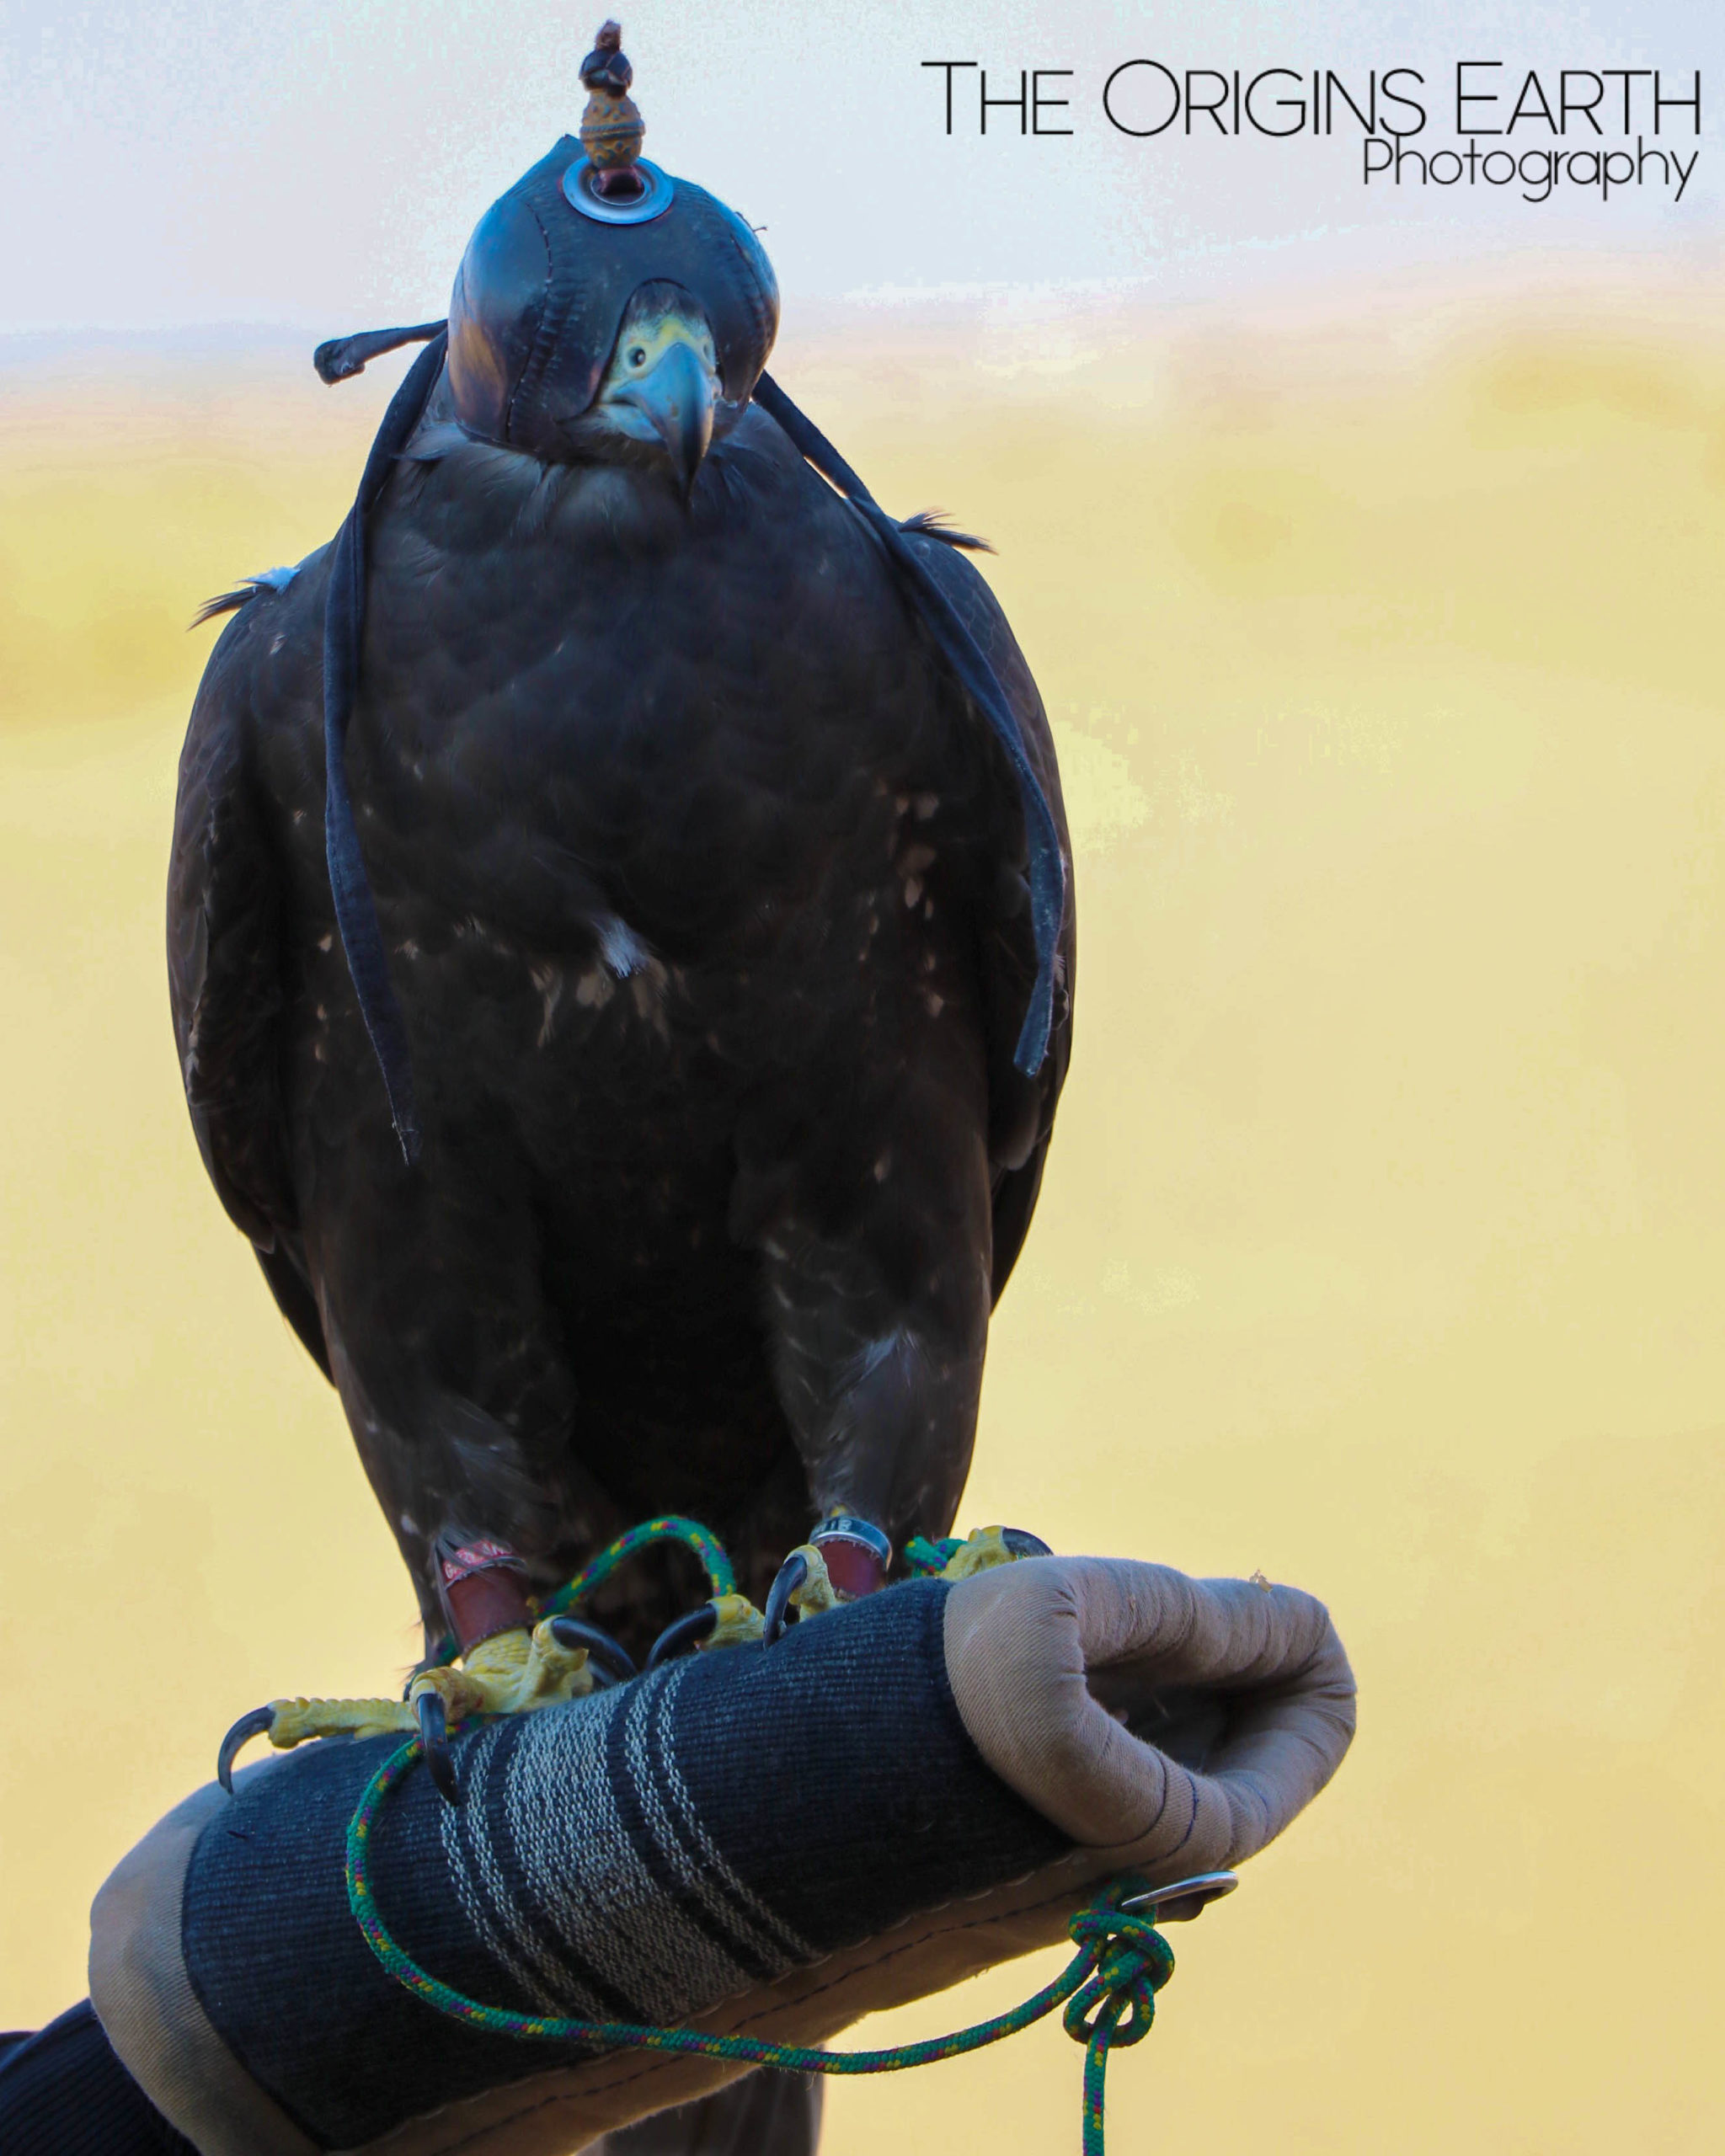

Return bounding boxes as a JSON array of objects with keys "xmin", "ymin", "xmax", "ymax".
[
  {"xmin": 752, "ymin": 373, "xmax": 1065, "ymax": 1077},
  {"xmin": 323, "ymin": 328, "xmax": 450, "ymax": 1165},
  {"xmin": 315, "ymin": 320, "xmax": 448, "ymax": 385}
]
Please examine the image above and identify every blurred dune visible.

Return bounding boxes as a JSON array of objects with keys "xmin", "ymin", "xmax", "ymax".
[{"xmin": 2, "ymin": 256, "xmax": 1722, "ymax": 2149}]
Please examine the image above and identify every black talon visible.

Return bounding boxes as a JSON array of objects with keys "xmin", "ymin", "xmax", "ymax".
[
  {"xmin": 646, "ymin": 1604, "xmax": 718, "ymax": 1669},
  {"xmin": 417, "ymin": 1691, "xmax": 461, "ymax": 1806},
  {"xmin": 547, "ymin": 1615, "xmax": 638, "ymax": 1684},
  {"xmin": 762, "ymin": 1550, "xmax": 809, "ymax": 1646},
  {"xmin": 216, "ymin": 1705, "xmax": 275, "ymax": 1796},
  {"xmin": 1001, "ymin": 1529, "xmax": 1053, "ymax": 1558}
]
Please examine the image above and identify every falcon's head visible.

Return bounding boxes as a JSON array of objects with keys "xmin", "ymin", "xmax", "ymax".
[
  {"xmin": 442, "ymin": 141, "xmax": 777, "ymax": 477},
  {"xmin": 563, "ymin": 280, "xmax": 720, "ymax": 494}
]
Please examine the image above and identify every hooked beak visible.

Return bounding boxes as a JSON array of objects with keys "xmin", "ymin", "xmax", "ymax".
[{"xmin": 611, "ymin": 340, "xmax": 714, "ymax": 496}]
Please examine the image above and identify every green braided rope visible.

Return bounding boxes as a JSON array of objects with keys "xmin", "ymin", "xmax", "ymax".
[
  {"xmin": 537, "ymin": 1516, "xmax": 737, "ymax": 1620},
  {"xmin": 347, "ymin": 1737, "xmax": 1172, "ymax": 2156}
]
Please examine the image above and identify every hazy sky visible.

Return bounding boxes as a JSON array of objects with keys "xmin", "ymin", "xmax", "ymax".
[{"xmin": 2, "ymin": 1, "xmax": 1718, "ymax": 334}]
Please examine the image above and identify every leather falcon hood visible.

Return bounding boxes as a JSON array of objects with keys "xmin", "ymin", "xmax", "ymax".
[{"xmin": 446, "ymin": 139, "xmax": 779, "ymax": 456}]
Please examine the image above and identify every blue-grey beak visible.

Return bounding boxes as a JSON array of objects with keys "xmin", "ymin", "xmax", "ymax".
[{"xmin": 612, "ymin": 339, "xmax": 714, "ymax": 495}]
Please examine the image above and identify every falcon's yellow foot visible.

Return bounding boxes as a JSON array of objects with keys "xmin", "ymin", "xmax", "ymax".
[
  {"xmin": 216, "ymin": 1614, "xmax": 635, "ymax": 1801},
  {"xmin": 705, "ymin": 1590, "xmax": 769, "ymax": 1647},
  {"xmin": 644, "ymin": 1589, "xmax": 767, "ymax": 1668},
  {"xmin": 762, "ymin": 1515, "xmax": 895, "ymax": 1646},
  {"xmin": 409, "ymin": 1615, "xmax": 611, "ymax": 1721},
  {"xmin": 937, "ymin": 1525, "xmax": 1052, "ymax": 1580},
  {"xmin": 761, "ymin": 1543, "xmax": 846, "ymax": 1646}
]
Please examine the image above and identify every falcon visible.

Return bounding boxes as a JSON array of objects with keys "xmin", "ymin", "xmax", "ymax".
[{"xmin": 175, "ymin": 27, "xmax": 1074, "ymax": 1798}]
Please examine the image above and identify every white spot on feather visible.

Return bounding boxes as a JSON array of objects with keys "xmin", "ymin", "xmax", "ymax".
[{"xmin": 597, "ymin": 915, "xmax": 649, "ymax": 977}]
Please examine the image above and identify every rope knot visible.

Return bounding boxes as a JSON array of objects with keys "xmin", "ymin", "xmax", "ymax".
[{"xmin": 1061, "ymin": 1902, "xmax": 1175, "ymax": 2055}]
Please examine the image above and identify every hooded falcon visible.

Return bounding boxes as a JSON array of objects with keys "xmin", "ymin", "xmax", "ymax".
[{"xmin": 176, "ymin": 26, "xmax": 1074, "ymax": 1796}]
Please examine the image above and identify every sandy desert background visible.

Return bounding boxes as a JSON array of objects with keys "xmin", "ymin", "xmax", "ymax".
[{"xmin": 3, "ymin": 253, "xmax": 1722, "ymax": 2150}]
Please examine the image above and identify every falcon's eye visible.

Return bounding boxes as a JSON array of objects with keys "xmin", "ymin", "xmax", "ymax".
[{"xmin": 629, "ymin": 347, "xmax": 648, "ymax": 368}]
